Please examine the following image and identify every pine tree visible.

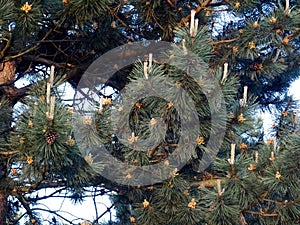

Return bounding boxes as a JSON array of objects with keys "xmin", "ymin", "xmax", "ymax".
[{"xmin": 0, "ymin": 0, "xmax": 299, "ymax": 224}]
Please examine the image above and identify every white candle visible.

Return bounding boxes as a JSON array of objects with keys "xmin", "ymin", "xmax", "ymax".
[
  {"xmin": 255, "ymin": 151, "xmax": 258, "ymax": 163},
  {"xmin": 294, "ymin": 111, "xmax": 298, "ymax": 125},
  {"xmin": 230, "ymin": 143, "xmax": 236, "ymax": 164},
  {"xmin": 143, "ymin": 61, "xmax": 148, "ymax": 79},
  {"xmin": 217, "ymin": 179, "xmax": 221, "ymax": 195},
  {"xmin": 273, "ymin": 137, "xmax": 277, "ymax": 152},
  {"xmin": 190, "ymin": 10, "xmax": 196, "ymax": 36},
  {"xmin": 193, "ymin": 19, "xmax": 199, "ymax": 37},
  {"xmin": 285, "ymin": 0, "xmax": 290, "ymax": 15},
  {"xmin": 221, "ymin": 62, "xmax": 228, "ymax": 84},
  {"xmin": 243, "ymin": 86, "xmax": 248, "ymax": 105},
  {"xmin": 49, "ymin": 65, "xmax": 55, "ymax": 86},
  {"xmin": 46, "ymin": 82, "xmax": 51, "ymax": 104},
  {"xmin": 148, "ymin": 53, "xmax": 153, "ymax": 71},
  {"xmin": 99, "ymin": 96, "xmax": 103, "ymax": 113},
  {"xmin": 182, "ymin": 39, "xmax": 187, "ymax": 55},
  {"xmin": 49, "ymin": 96, "xmax": 56, "ymax": 120}
]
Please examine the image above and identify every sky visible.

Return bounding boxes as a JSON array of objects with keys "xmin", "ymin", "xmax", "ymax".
[
  {"xmin": 36, "ymin": 189, "xmax": 115, "ymax": 224},
  {"xmin": 289, "ymin": 78, "xmax": 300, "ymax": 100}
]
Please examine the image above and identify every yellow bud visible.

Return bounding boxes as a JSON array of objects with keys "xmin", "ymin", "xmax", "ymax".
[
  {"xmin": 247, "ymin": 164, "xmax": 256, "ymax": 171},
  {"xmin": 275, "ymin": 171, "xmax": 281, "ymax": 179},
  {"xmin": 125, "ymin": 173, "xmax": 132, "ymax": 179},
  {"xmin": 103, "ymin": 98, "xmax": 111, "ymax": 106},
  {"xmin": 28, "ymin": 120, "xmax": 34, "ymax": 128},
  {"xmin": 20, "ymin": 2, "xmax": 32, "ymax": 13},
  {"xmin": 237, "ymin": 114, "xmax": 245, "ymax": 122},
  {"xmin": 249, "ymin": 41, "xmax": 256, "ymax": 49},
  {"xmin": 235, "ymin": 2, "xmax": 241, "ymax": 8},
  {"xmin": 167, "ymin": 102, "xmax": 173, "ymax": 109},
  {"xmin": 188, "ymin": 198, "xmax": 196, "ymax": 209},
  {"xmin": 240, "ymin": 143, "xmax": 247, "ymax": 150},
  {"xmin": 143, "ymin": 199, "xmax": 150, "ymax": 208},
  {"xmin": 282, "ymin": 36, "xmax": 289, "ymax": 45},
  {"xmin": 19, "ymin": 137, "xmax": 25, "ymax": 144},
  {"xmin": 253, "ymin": 21, "xmax": 259, "ymax": 29},
  {"xmin": 27, "ymin": 156, "xmax": 34, "ymax": 165},
  {"xmin": 129, "ymin": 216, "xmax": 135, "ymax": 223},
  {"xmin": 197, "ymin": 137, "xmax": 205, "ymax": 145},
  {"xmin": 269, "ymin": 17, "xmax": 277, "ymax": 24}
]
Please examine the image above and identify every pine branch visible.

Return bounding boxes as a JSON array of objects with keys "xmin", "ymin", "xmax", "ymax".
[
  {"xmin": 176, "ymin": 0, "xmax": 228, "ymax": 28},
  {"xmin": 263, "ymin": 196, "xmax": 300, "ymax": 206},
  {"xmin": 244, "ymin": 210, "xmax": 278, "ymax": 217},
  {"xmin": 30, "ymin": 208, "xmax": 75, "ymax": 224},
  {"xmin": 5, "ymin": 26, "xmax": 54, "ymax": 61},
  {"xmin": 17, "ymin": 194, "xmax": 36, "ymax": 223},
  {"xmin": 22, "ymin": 55, "xmax": 75, "ymax": 70},
  {"xmin": 93, "ymin": 200, "xmax": 117, "ymax": 223},
  {"xmin": 0, "ymin": 127, "xmax": 14, "ymax": 136},
  {"xmin": 0, "ymin": 85, "xmax": 28, "ymax": 105},
  {"xmin": 177, "ymin": 0, "xmax": 213, "ymax": 27},
  {"xmin": 191, "ymin": 178, "xmax": 226, "ymax": 188},
  {"xmin": 0, "ymin": 35, "xmax": 11, "ymax": 58},
  {"xmin": 212, "ymin": 38, "xmax": 237, "ymax": 45},
  {"xmin": 93, "ymin": 188, "xmax": 99, "ymax": 223},
  {"xmin": 165, "ymin": 0, "xmax": 183, "ymax": 13},
  {"xmin": 0, "ymin": 150, "xmax": 19, "ymax": 156},
  {"xmin": 275, "ymin": 96, "xmax": 293, "ymax": 138},
  {"xmin": 25, "ymin": 188, "xmax": 66, "ymax": 202}
]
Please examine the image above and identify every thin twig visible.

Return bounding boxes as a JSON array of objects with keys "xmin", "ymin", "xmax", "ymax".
[{"xmin": 244, "ymin": 210, "xmax": 278, "ymax": 217}]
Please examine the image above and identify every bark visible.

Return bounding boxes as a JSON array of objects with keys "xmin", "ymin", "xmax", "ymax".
[
  {"xmin": 0, "ymin": 60, "xmax": 16, "ymax": 224},
  {"xmin": 0, "ymin": 193, "xmax": 7, "ymax": 225},
  {"xmin": 0, "ymin": 61, "xmax": 15, "ymax": 85}
]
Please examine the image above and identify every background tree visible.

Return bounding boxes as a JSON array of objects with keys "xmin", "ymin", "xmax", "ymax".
[{"xmin": 0, "ymin": 0, "xmax": 299, "ymax": 224}]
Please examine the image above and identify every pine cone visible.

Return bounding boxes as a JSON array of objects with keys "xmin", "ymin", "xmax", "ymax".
[{"xmin": 45, "ymin": 130, "xmax": 56, "ymax": 145}]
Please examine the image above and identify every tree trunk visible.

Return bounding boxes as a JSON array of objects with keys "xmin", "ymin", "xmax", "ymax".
[
  {"xmin": 0, "ymin": 193, "xmax": 7, "ymax": 225},
  {"xmin": 0, "ymin": 60, "xmax": 16, "ymax": 224},
  {"xmin": 0, "ymin": 61, "xmax": 15, "ymax": 85}
]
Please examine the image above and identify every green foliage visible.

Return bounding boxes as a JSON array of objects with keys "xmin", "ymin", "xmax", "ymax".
[
  {"xmin": 15, "ymin": 1, "xmax": 42, "ymax": 35},
  {"xmin": 0, "ymin": 0, "xmax": 14, "ymax": 26},
  {"xmin": 61, "ymin": 0, "xmax": 113, "ymax": 26},
  {"xmin": 8, "ymin": 88, "xmax": 95, "ymax": 190},
  {"xmin": 0, "ymin": 0, "xmax": 299, "ymax": 224}
]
